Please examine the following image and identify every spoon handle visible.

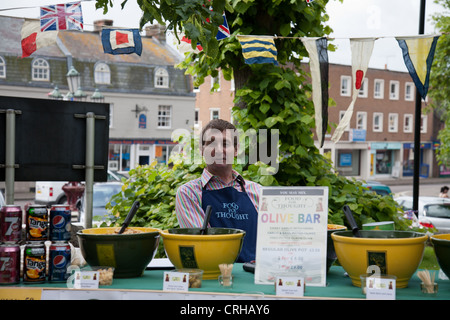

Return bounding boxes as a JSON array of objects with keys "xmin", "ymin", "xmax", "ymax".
[{"xmin": 201, "ymin": 205, "xmax": 212, "ymax": 235}]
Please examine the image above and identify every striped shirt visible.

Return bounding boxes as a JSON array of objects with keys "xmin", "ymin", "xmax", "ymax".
[{"xmin": 175, "ymin": 168, "xmax": 261, "ymax": 228}]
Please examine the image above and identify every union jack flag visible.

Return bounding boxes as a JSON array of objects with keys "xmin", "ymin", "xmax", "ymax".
[{"xmin": 40, "ymin": 2, "xmax": 83, "ymax": 32}]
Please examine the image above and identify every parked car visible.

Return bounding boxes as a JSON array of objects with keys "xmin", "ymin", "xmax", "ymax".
[
  {"xmin": 35, "ymin": 170, "xmax": 127, "ymax": 206},
  {"xmin": 362, "ymin": 181, "xmax": 393, "ymax": 197},
  {"xmin": 76, "ymin": 181, "xmax": 123, "ymax": 227},
  {"xmin": 394, "ymin": 196, "xmax": 450, "ymax": 233}
]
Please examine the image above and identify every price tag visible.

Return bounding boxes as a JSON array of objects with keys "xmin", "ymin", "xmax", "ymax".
[
  {"xmin": 275, "ymin": 276, "xmax": 305, "ymax": 297},
  {"xmin": 72, "ymin": 270, "xmax": 100, "ymax": 289},
  {"xmin": 163, "ymin": 271, "xmax": 189, "ymax": 292},
  {"xmin": 365, "ymin": 277, "xmax": 396, "ymax": 300}
]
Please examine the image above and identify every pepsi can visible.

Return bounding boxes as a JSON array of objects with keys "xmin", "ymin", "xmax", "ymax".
[
  {"xmin": 23, "ymin": 242, "xmax": 46, "ymax": 284},
  {"xmin": 49, "ymin": 242, "xmax": 71, "ymax": 282},
  {"xmin": 0, "ymin": 205, "xmax": 22, "ymax": 243},
  {"xmin": 0, "ymin": 244, "xmax": 21, "ymax": 285},
  {"xmin": 50, "ymin": 205, "xmax": 71, "ymax": 241}
]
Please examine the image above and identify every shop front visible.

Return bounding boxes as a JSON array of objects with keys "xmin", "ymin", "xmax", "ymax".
[
  {"xmin": 369, "ymin": 142, "xmax": 402, "ymax": 179},
  {"xmin": 402, "ymin": 142, "xmax": 432, "ymax": 178},
  {"xmin": 108, "ymin": 139, "xmax": 176, "ymax": 172}
]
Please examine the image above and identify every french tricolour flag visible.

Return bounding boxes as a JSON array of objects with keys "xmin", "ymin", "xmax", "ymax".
[{"xmin": 101, "ymin": 28, "xmax": 142, "ymax": 56}]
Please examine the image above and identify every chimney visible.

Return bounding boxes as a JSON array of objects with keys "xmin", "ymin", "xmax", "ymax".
[
  {"xmin": 94, "ymin": 19, "xmax": 113, "ymax": 32},
  {"xmin": 145, "ymin": 24, "xmax": 166, "ymax": 42}
]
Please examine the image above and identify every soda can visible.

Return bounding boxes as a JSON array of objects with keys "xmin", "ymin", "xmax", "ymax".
[
  {"xmin": 50, "ymin": 205, "xmax": 71, "ymax": 241},
  {"xmin": 0, "ymin": 205, "xmax": 22, "ymax": 243},
  {"xmin": 26, "ymin": 205, "xmax": 48, "ymax": 242},
  {"xmin": 49, "ymin": 241, "xmax": 71, "ymax": 282},
  {"xmin": 0, "ymin": 244, "xmax": 21, "ymax": 285},
  {"xmin": 23, "ymin": 242, "xmax": 47, "ymax": 284}
]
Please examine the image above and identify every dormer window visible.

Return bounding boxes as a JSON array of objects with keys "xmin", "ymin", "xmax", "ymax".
[
  {"xmin": 155, "ymin": 67, "xmax": 169, "ymax": 88},
  {"xmin": 32, "ymin": 58, "xmax": 50, "ymax": 81}
]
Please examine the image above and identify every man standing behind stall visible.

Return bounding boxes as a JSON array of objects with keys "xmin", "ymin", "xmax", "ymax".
[{"xmin": 175, "ymin": 119, "xmax": 261, "ymax": 262}]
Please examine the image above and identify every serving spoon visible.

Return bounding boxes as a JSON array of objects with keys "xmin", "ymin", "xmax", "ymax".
[
  {"xmin": 118, "ymin": 200, "xmax": 140, "ymax": 234},
  {"xmin": 200, "ymin": 205, "xmax": 212, "ymax": 235}
]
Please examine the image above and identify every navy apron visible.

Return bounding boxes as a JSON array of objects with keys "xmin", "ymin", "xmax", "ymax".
[{"xmin": 202, "ymin": 176, "xmax": 258, "ymax": 262}]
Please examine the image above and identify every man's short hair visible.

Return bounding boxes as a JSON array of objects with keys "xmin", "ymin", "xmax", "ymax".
[{"xmin": 201, "ymin": 119, "xmax": 238, "ymax": 147}]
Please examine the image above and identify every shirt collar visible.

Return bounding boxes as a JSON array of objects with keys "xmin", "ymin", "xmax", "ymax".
[{"xmin": 200, "ymin": 168, "xmax": 244, "ymax": 188}]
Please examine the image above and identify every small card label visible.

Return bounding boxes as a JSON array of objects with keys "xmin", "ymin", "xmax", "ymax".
[
  {"xmin": 163, "ymin": 271, "xmax": 189, "ymax": 292},
  {"xmin": 73, "ymin": 271, "xmax": 100, "ymax": 289},
  {"xmin": 275, "ymin": 276, "xmax": 305, "ymax": 297},
  {"xmin": 365, "ymin": 277, "xmax": 396, "ymax": 300}
]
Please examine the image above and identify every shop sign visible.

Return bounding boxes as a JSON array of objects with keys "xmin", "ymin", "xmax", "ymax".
[
  {"xmin": 139, "ymin": 114, "xmax": 147, "ymax": 129},
  {"xmin": 349, "ymin": 129, "xmax": 366, "ymax": 142},
  {"xmin": 255, "ymin": 187, "xmax": 328, "ymax": 287}
]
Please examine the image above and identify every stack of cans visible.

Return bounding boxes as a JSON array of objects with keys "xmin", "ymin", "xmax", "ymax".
[
  {"xmin": 0, "ymin": 204, "xmax": 72, "ymax": 285},
  {"xmin": 0, "ymin": 205, "xmax": 22, "ymax": 285}
]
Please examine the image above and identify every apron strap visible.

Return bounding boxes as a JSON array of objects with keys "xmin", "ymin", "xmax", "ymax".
[{"xmin": 202, "ymin": 174, "xmax": 247, "ymax": 194}]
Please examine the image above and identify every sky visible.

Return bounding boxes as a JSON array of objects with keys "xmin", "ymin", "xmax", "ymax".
[{"xmin": 0, "ymin": 0, "xmax": 447, "ymax": 72}]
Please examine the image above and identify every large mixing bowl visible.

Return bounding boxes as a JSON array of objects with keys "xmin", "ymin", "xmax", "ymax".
[
  {"xmin": 160, "ymin": 228, "xmax": 245, "ymax": 280},
  {"xmin": 431, "ymin": 234, "xmax": 450, "ymax": 279},
  {"xmin": 331, "ymin": 230, "xmax": 428, "ymax": 288},
  {"xmin": 77, "ymin": 227, "xmax": 160, "ymax": 278},
  {"xmin": 327, "ymin": 224, "xmax": 347, "ymax": 273}
]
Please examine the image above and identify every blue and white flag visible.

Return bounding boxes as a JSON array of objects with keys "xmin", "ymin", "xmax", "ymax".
[{"xmin": 101, "ymin": 28, "xmax": 142, "ymax": 56}]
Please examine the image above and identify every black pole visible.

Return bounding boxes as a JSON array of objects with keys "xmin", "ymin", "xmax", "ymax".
[{"xmin": 413, "ymin": 0, "xmax": 426, "ymax": 213}]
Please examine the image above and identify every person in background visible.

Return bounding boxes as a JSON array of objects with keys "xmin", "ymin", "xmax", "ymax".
[
  {"xmin": 439, "ymin": 186, "xmax": 449, "ymax": 198},
  {"xmin": 175, "ymin": 119, "xmax": 261, "ymax": 262}
]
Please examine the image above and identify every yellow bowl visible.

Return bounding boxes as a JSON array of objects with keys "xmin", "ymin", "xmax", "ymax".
[
  {"xmin": 160, "ymin": 228, "xmax": 245, "ymax": 280},
  {"xmin": 331, "ymin": 230, "xmax": 428, "ymax": 288}
]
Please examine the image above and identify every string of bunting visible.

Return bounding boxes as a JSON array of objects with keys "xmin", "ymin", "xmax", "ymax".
[{"xmin": 9, "ymin": 1, "xmax": 445, "ymax": 145}]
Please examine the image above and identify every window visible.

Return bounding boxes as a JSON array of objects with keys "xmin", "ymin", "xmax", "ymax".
[
  {"xmin": 388, "ymin": 113, "xmax": 398, "ymax": 132},
  {"xmin": 339, "ymin": 110, "xmax": 350, "ymax": 131},
  {"xmin": 356, "ymin": 112, "xmax": 367, "ymax": 130},
  {"xmin": 405, "ymin": 82, "xmax": 414, "ymax": 101},
  {"xmin": 358, "ymin": 78, "xmax": 368, "ymax": 98},
  {"xmin": 389, "ymin": 80, "xmax": 399, "ymax": 100},
  {"xmin": 158, "ymin": 105, "xmax": 172, "ymax": 128},
  {"xmin": 94, "ymin": 62, "xmax": 111, "ymax": 84},
  {"xmin": 340, "ymin": 75, "xmax": 351, "ymax": 96},
  {"xmin": 211, "ymin": 72, "xmax": 220, "ymax": 92},
  {"xmin": 374, "ymin": 79, "xmax": 384, "ymax": 99},
  {"xmin": 0, "ymin": 56, "xmax": 5, "ymax": 78},
  {"xmin": 155, "ymin": 68, "xmax": 169, "ymax": 88},
  {"xmin": 421, "ymin": 115, "xmax": 428, "ymax": 133},
  {"xmin": 373, "ymin": 112, "xmax": 383, "ymax": 132},
  {"xmin": 210, "ymin": 108, "xmax": 220, "ymax": 120},
  {"xmin": 194, "ymin": 108, "xmax": 199, "ymax": 128},
  {"xmin": 32, "ymin": 58, "xmax": 50, "ymax": 81},
  {"xmin": 404, "ymin": 114, "xmax": 413, "ymax": 133}
]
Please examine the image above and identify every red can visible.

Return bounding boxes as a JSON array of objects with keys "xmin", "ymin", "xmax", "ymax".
[
  {"xmin": 23, "ymin": 242, "xmax": 47, "ymax": 284},
  {"xmin": 0, "ymin": 205, "xmax": 22, "ymax": 243},
  {"xmin": 26, "ymin": 205, "xmax": 48, "ymax": 242},
  {"xmin": 0, "ymin": 244, "xmax": 21, "ymax": 285}
]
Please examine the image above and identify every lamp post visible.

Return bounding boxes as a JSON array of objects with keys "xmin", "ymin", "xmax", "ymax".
[
  {"xmin": 48, "ymin": 86, "xmax": 63, "ymax": 100},
  {"xmin": 91, "ymin": 89, "xmax": 105, "ymax": 103},
  {"xmin": 66, "ymin": 65, "xmax": 80, "ymax": 96}
]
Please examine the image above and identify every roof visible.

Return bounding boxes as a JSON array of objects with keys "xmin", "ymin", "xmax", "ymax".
[{"xmin": 0, "ymin": 15, "xmax": 181, "ymax": 66}]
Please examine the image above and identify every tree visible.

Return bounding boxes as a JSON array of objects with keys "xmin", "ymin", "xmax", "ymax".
[
  {"xmin": 429, "ymin": 0, "xmax": 450, "ymax": 166},
  {"xmin": 97, "ymin": 0, "xmax": 409, "ymax": 230}
]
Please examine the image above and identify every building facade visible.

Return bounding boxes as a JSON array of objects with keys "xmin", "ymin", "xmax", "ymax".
[
  {"xmin": 193, "ymin": 63, "xmax": 442, "ymax": 182},
  {"xmin": 0, "ymin": 16, "xmax": 195, "ymax": 181}
]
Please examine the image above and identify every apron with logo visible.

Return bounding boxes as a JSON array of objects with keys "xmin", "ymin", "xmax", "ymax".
[{"xmin": 202, "ymin": 177, "xmax": 258, "ymax": 262}]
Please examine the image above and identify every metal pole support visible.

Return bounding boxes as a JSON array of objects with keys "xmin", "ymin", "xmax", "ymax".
[
  {"xmin": 84, "ymin": 112, "xmax": 95, "ymax": 229},
  {"xmin": 5, "ymin": 109, "xmax": 17, "ymax": 204}
]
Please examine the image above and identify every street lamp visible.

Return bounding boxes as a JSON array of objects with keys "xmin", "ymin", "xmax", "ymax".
[
  {"xmin": 74, "ymin": 87, "xmax": 87, "ymax": 101},
  {"xmin": 91, "ymin": 89, "xmax": 105, "ymax": 103},
  {"xmin": 47, "ymin": 86, "xmax": 63, "ymax": 100},
  {"xmin": 66, "ymin": 65, "xmax": 80, "ymax": 97}
]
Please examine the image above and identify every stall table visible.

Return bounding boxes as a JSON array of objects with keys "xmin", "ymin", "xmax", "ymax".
[{"xmin": 1, "ymin": 264, "xmax": 449, "ymax": 300}]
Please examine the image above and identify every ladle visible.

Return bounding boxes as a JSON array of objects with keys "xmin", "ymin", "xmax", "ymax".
[
  {"xmin": 118, "ymin": 200, "xmax": 140, "ymax": 234},
  {"xmin": 200, "ymin": 205, "xmax": 212, "ymax": 235},
  {"xmin": 342, "ymin": 205, "xmax": 361, "ymax": 237}
]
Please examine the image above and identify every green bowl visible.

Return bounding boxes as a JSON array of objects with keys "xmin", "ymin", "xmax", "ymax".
[
  {"xmin": 77, "ymin": 227, "xmax": 160, "ymax": 278},
  {"xmin": 431, "ymin": 234, "xmax": 450, "ymax": 279}
]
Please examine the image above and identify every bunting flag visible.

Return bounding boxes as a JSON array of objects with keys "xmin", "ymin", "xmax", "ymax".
[
  {"xmin": 101, "ymin": 28, "xmax": 142, "ymax": 56},
  {"xmin": 179, "ymin": 34, "xmax": 203, "ymax": 54},
  {"xmin": 396, "ymin": 34, "xmax": 440, "ymax": 100},
  {"xmin": 237, "ymin": 36, "xmax": 278, "ymax": 65},
  {"xmin": 215, "ymin": 12, "xmax": 230, "ymax": 40},
  {"xmin": 40, "ymin": 1, "xmax": 83, "ymax": 31},
  {"xmin": 21, "ymin": 19, "xmax": 58, "ymax": 58},
  {"xmin": 331, "ymin": 38, "xmax": 375, "ymax": 143},
  {"xmin": 301, "ymin": 37, "xmax": 329, "ymax": 148}
]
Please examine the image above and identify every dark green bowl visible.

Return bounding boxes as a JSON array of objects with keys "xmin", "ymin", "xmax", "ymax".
[
  {"xmin": 77, "ymin": 227, "xmax": 160, "ymax": 278},
  {"xmin": 431, "ymin": 234, "xmax": 450, "ymax": 279}
]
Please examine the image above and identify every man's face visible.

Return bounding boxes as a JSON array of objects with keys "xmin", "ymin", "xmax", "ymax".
[{"xmin": 202, "ymin": 128, "xmax": 237, "ymax": 167}]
